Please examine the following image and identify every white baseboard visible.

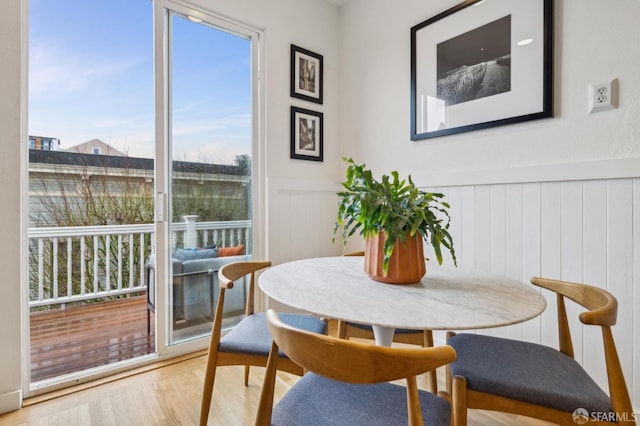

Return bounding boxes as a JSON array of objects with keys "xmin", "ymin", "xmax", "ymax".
[{"xmin": 0, "ymin": 389, "xmax": 22, "ymax": 415}]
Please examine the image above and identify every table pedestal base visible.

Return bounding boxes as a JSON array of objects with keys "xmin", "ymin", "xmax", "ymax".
[{"xmin": 371, "ymin": 325, "xmax": 395, "ymax": 346}]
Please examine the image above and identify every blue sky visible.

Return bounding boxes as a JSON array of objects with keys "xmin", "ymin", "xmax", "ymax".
[{"xmin": 29, "ymin": 0, "xmax": 251, "ymax": 163}]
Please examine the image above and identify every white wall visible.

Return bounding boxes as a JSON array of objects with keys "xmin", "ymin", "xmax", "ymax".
[{"xmin": 0, "ymin": 0, "xmax": 25, "ymax": 414}]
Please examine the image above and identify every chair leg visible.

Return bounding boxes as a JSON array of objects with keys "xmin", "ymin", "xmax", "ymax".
[
  {"xmin": 244, "ymin": 365, "xmax": 250, "ymax": 386},
  {"xmin": 425, "ymin": 369, "xmax": 438, "ymax": 393},
  {"xmin": 199, "ymin": 352, "xmax": 219, "ymax": 426},
  {"xmin": 445, "ymin": 331, "xmax": 456, "ymax": 396},
  {"xmin": 255, "ymin": 342, "xmax": 279, "ymax": 426},
  {"xmin": 336, "ymin": 320, "xmax": 347, "ymax": 339},
  {"xmin": 452, "ymin": 376, "xmax": 468, "ymax": 426},
  {"xmin": 405, "ymin": 375, "xmax": 424, "ymax": 426},
  {"xmin": 423, "ymin": 330, "xmax": 438, "ymax": 393}
]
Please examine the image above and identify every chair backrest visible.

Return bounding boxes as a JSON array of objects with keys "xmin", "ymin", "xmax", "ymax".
[
  {"xmin": 530, "ymin": 277, "xmax": 633, "ymax": 422},
  {"xmin": 267, "ymin": 309, "xmax": 454, "ymax": 383},
  {"xmin": 218, "ymin": 260, "xmax": 272, "ymax": 316},
  {"xmin": 258, "ymin": 309, "xmax": 455, "ymax": 425}
]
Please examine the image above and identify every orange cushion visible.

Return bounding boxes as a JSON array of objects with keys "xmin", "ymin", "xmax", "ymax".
[{"xmin": 218, "ymin": 245, "xmax": 245, "ymax": 257}]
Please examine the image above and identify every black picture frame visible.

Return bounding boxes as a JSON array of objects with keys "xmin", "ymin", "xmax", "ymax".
[
  {"xmin": 290, "ymin": 106, "xmax": 323, "ymax": 162},
  {"xmin": 410, "ymin": 0, "xmax": 553, "ymax": 140},
  {"xmin": 291, "ymin": 44, "xmax": 323, "ymax": 104}
]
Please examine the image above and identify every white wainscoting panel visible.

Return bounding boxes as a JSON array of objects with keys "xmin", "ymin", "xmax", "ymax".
[
  {"xmin": 266, "ymin": 177, "xmax": 342, "ymax": 265},
  {"xmin": 263, "ymin": 178, "xmax": 342, "ymax": 312},
  {"xmin": 425, "ymin": 177, "xmax": 639, "ymax": 409}
]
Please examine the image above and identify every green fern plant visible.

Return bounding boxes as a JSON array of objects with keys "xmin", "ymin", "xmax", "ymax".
[{"xmin": 333, "ymin": 157, "xmax": 457, "ymax": 274}]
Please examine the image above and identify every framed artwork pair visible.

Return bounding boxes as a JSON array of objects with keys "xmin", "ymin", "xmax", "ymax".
[{"xmin": 290, "ymin": 44, "xmax": 323, "ymax": 162}]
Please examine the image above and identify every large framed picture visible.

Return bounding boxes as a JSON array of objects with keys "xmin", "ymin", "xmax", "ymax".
[
  {"xmin": 291, "ymin": 106, "xmax": 323, "ymax": 162},
  {"xmin": 410, "ymin": 0, "xmax": 553, "ymax": 140},
  {"xmin": 291, "ymin": 44, "xmax": 323, "ymax": 104}
]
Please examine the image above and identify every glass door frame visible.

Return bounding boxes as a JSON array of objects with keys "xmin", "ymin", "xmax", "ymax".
[{"xmin": 152, "ymin": 0, "xmax": 265, "ymax": 357}]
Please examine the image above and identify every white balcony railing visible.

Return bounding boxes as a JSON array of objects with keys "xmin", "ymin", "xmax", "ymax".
[{"xmin": 28, "ymin": 219, "xmax": 251, "ymax": 309}]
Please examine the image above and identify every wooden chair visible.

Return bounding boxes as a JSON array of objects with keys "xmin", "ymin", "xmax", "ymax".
[
  {"xmin": 337, "ymin": 250, "xmax": 438, "ymax": 392},
  {"xmin": 446, "ymin": 277, "xmax": 635, "ymax": 426},
  {"xmin": 199, "ymin": 261, "xmax": 327, "ymax": 426},
  {"xmin": 256, "ymin": 309, "xmax": 456, "ymax": 426}
]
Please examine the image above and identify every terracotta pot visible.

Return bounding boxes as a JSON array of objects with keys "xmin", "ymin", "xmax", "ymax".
[{"xmin": 364, "ymin": 231, "xmax": 426, "ymax": 284}]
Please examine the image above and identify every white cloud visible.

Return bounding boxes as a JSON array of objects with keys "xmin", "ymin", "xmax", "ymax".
[
  {"xmin": 29, "ymin": 45, "xmax": 148, "ymax": 94},
  {"xmin": 93, "ymin": 114, "xmax": 153, "ymax": 129}
]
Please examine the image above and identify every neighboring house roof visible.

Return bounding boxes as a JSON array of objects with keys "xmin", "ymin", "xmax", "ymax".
[
  {"xmin": 30, "ymin": 149, "xmax": 152, "ymax": 170},
  {"xmin": 28, "ymin": 149, "xmax": 246, "ymax": 176},
  {"xmin": 64, "ymin": 139, "xmax": 127, "ymax": 156}
]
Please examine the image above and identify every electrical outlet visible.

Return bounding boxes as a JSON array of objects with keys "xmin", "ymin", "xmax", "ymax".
[{"xmin": 588, "ymin": 79, "xmax": 617, "ymax": 113}]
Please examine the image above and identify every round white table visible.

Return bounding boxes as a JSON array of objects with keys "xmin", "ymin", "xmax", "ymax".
[{"xmin": 259, "ymin": 256, "xmax": 547, "ymax": 346}]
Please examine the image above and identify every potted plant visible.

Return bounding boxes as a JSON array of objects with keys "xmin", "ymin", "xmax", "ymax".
[{"xmin": 333, "ymin": 158, "xmax": 457, "ymax": 284}]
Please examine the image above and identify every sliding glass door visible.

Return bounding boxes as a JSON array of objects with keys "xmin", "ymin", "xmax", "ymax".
[
  {"xmin": 25, "ymin": 0, "xmax": 261, "ymax": 393},
  {"xmin": 165, "ymin": 9, "xmax": 254, "ymax": 345}
]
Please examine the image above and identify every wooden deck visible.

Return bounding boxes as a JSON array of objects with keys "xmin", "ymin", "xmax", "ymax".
[{"xmin": 30, "ymin": 296, "xmax": 155, "ymax": 382}]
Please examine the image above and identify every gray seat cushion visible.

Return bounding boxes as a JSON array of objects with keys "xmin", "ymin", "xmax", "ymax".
[
  {"xmin": 347, "ymin": 322, "xmax": 424, "ymax": 335},
  {"xmin": 271, "ymin": 372, "xmax": 451, "ymax": 426},
  {"xmin": 172, "ymin": 247, "xmax": 219, "ymax": 261},
  {"xmin": 219, "ymin": 312, "xmax": 327, "ymax": 357},
  {"xmin": 448, "ymin": 333, "xmax": 612, "ymax": 414}
]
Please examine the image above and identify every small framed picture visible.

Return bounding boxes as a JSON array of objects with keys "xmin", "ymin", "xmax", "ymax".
[
  {"xmin": 291, "ymin": 44, "xmax": 323, "ymax": 104},
  {"xmin": 291, "ymin": 106, "xmax": 323, "ymax": 162}
]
